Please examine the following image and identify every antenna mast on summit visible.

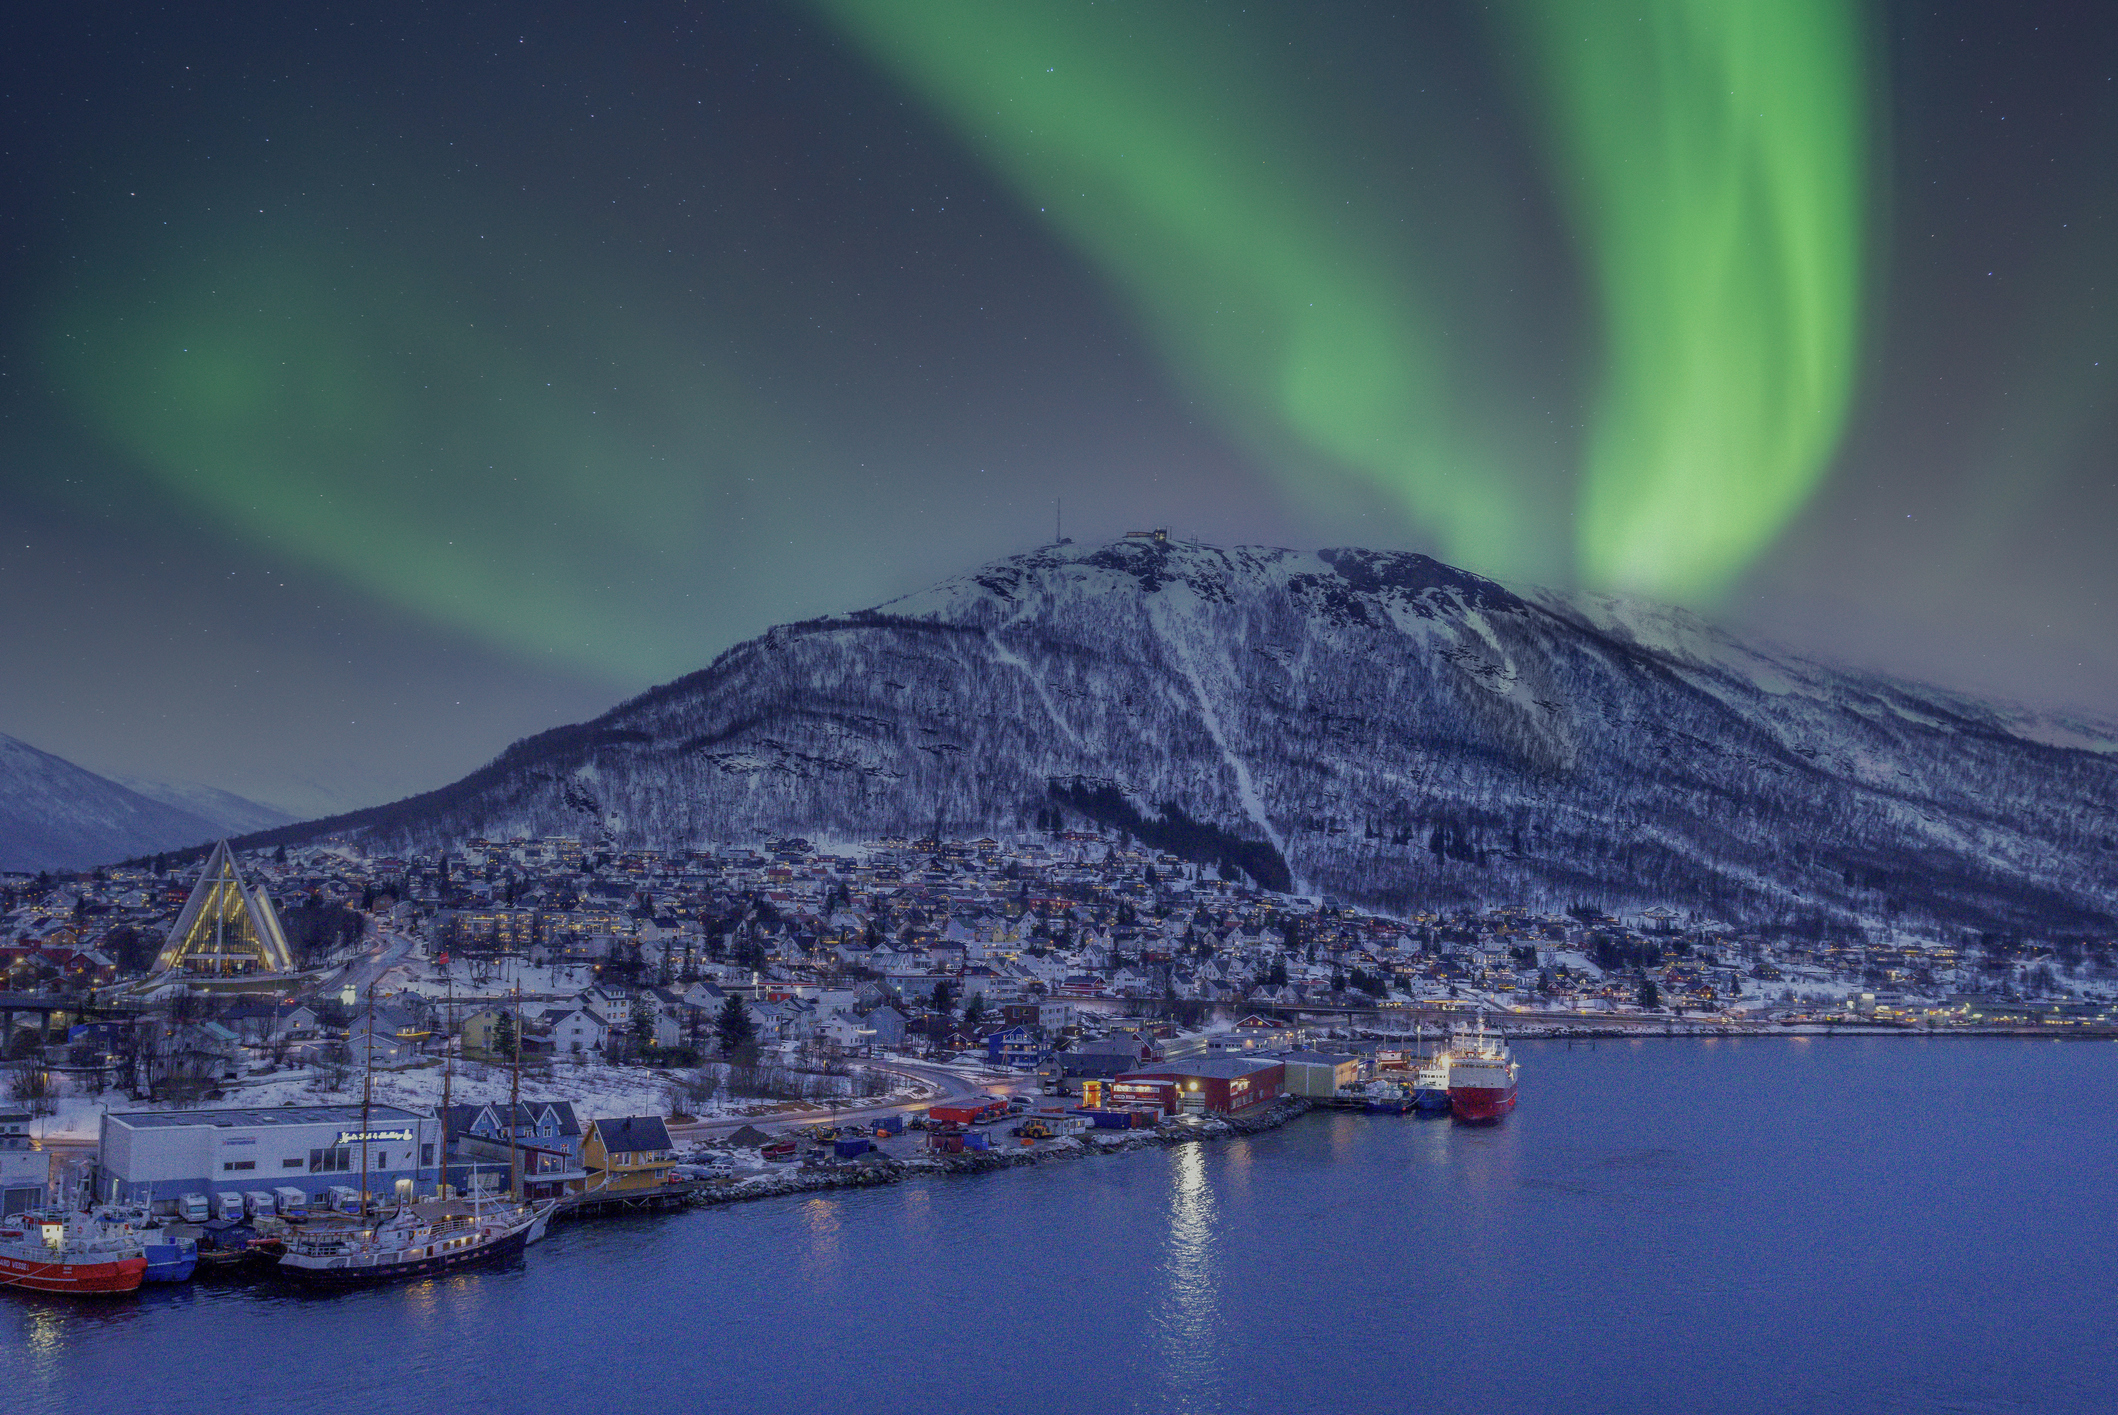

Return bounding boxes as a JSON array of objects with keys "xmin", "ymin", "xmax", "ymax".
[{"xmin": 1055, "ymin": 497, "xmax": 1062, "ymax": 544}]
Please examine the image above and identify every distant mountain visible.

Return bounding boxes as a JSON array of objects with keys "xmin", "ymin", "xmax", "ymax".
[
  {"xmin": 242, "ymin": 539, "xmax": 2118, "ymax": 938},
  {"xmin": 114, "ymin": 777, "xmax": 295, "ymax": 836},
  {"xmin": 0, "ymin": 734, "xmax": 228, "ymax": 872}
]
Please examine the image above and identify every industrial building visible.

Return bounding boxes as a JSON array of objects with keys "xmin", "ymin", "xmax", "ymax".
[
  {"xmin": 1280, "ymin": 1052, "xmax": 1365, "ymax": 1098},
  {"xmin": 1112, "ymin": 1058, "xmax": 1286, "ymax": 1116},
  {"xmin": 96, "ymin": 1104, "xmax": 441, "ymax": 1211},
  {"xmin": 1, "ymin": 1109, "xmax": 46, "ymax": 1215}
]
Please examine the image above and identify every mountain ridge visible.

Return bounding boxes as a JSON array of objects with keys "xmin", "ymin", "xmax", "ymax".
[
  {"xmin": 213, "ymin": 539, "xmax": 2118, "ymax": 939},
  {"xmin": 0, "ymin": 734, "xmax": 232, "ymax": 872}
]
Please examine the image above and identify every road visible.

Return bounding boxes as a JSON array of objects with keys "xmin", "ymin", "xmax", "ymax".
[
  {"xmin": 315, "ymin": 930, "xmax": 418, "ymax": 1003},
  {"xmin": 666, "ymin": 1058, "xmax": 1040, "ymax": 1142}
]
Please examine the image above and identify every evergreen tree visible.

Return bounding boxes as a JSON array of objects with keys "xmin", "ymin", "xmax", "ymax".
[
  {"xmin": 628, "ymin": 1004, "xmax": 656, "ymax": 1056},
  {"xmin": 492, "ymin": 1010, "xmax": 518, "ymax": 1060},
  {"xmin": 1638, "ymin": 977, "xmax": 1662, "ymax": 1011},
  {"xmin": 715, "ymin": 995, "xmax": 755, "ymax": 1056},
  {"xmin": 963, "ymin": 992, "xmax": 985, "ymax": 1029}
]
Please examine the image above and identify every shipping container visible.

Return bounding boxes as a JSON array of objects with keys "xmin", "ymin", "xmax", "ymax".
[{"xmin": 927, "ymin": 1098, "xmax": 1007, "ymax": 1127}]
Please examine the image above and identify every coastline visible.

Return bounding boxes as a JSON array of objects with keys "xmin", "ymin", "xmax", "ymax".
[{"xmin": 690, "ymin": 1098, "xmax": 1314, "ymax": 1209}]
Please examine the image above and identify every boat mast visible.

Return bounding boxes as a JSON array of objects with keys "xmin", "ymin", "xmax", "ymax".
[
  {"xmin": 358, "ymin": 981, "xmax": 375, "ymax": 1218},
  {"xmin": 508, "ymin": 984, "xmax": 522, "ymax": 1205},
  {"xmin": 437, "ymin": 970, "xmax": 454, "ymax": 1199}
]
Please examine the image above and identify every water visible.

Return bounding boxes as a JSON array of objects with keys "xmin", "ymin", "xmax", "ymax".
[{"xmin": 8, "ymin": 1037, "xmax": 2116, "ymax": 1415}]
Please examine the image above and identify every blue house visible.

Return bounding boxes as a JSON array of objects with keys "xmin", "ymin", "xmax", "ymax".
[{"xmin": 985, "ymin": 1026, "xmax": 1043, "ymax": 1069}]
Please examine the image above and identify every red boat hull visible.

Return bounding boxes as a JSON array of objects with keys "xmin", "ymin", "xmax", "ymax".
[
  {"xmin": 1449, "ymin": 1084, "xmax": 1518, "ymax": 1122},
  {"xmin": 0, "ymin": 1253, "xmax": 147, "ymax": 1295}
]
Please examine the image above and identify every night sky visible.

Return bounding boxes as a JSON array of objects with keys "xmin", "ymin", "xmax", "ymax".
[{"xmin": 3, "ymin": 2, "xmax": 2114, "ymax": 816}]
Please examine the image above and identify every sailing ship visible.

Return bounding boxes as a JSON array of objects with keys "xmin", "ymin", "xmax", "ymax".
[
  {"xmin": 280, "ymin": 980, "xmax": 556, "ymax": 1286},
  {"xmin": 277, "ymin": 1194, "xmax": 554, "ymax": 1287}
]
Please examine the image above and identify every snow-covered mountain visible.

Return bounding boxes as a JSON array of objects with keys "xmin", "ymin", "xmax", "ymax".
[
  {"xmin": 114, "ymin": 776, "xmax": 295, "ymax": 836},
  {"xmin": 0, "ymin": 734, "xmax": 232, "ymax": 872},
  {"xmin": 255, "ymin": 540, "xmax": 2118, "ymax": 937}
]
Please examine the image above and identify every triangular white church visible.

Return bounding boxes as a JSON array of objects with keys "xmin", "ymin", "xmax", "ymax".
[{"xmin": 154, "ymin": 840, "xmax": 296, "ymax": 976}]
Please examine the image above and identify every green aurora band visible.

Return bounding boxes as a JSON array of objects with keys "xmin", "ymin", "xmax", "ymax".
[
  {"xmin": 822, "ymin": 0, "xmax": 1872, "ymax": 600},
  {"xmin": 812, "ymin": 0, "xmax": 1553, "ymax": 582},
  {"xmin": 44, "ymin": 223, "xmax": 792, "ymax": 681},
  {"xmin": 1502, "ymin": 0, "xmax": 1871, "ymax": 599}
]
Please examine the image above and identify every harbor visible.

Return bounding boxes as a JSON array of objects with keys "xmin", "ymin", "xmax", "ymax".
[
  {"xmin": 1, "ymin": 1016, "xmax": 1528, "ymax": 1297},
  {"xmin": 5, "ymin": 1036, "xmax": 2114, "ymax": 1415}
]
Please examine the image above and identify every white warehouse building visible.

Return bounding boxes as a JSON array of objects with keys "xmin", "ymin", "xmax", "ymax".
[{"xmin": 96, "ymin": 1105, "xmax": 441, "ymax": 1212}]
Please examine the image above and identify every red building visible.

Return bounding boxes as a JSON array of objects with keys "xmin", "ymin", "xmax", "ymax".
[{"xmin": 1112, "ymin": 1058, "xmax": 1286, "ymax": 1116}]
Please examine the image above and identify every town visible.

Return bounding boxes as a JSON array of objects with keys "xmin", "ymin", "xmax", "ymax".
[{"xmin": 1, "ymin": 825, "xmax": 2114, "ymax": 1226}]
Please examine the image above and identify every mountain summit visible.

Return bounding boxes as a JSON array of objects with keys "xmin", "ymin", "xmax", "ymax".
[{"xmin": 254, "ymin": 539, "xmax": 2118, "ymax": 936}]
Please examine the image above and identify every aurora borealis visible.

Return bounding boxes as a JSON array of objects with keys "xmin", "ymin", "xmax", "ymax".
[
  {"xmin": 1499, "ymin": 0, "xmax": 1870, "ymax": 600},
  {"xmin": 3, "ymin": 1, "xmax": 2116, "ymax": 812}
]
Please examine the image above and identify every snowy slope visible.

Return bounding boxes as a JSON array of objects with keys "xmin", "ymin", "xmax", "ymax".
[
  {"xmin": 115, "ymin": 776, "xmax": 295, "ymax": 836},
  {"xmin": 0, "ymin": 734, "xmax": 228, "ymax": 871},
  {"xmin": 251, "ymin": 540, "xmax": 2118, "ymax": 936}
]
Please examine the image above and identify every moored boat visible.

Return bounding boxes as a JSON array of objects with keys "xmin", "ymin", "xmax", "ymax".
[
  {"xmin": 277, "ymin": 1196, "xmax": 556, "ymax": 1287},
  {"xmin": 1411, "ymin": 1051, "xmax": 1453, "ymax": 1113},
  {"xmin": 90, "ymin": 1203, "xmax": 198, "ymax": 1283},
  {"xmin": 1361, "ymin": 1080, "xmax": 1417, "ymax": 1115},
  {"xmin": 0, "ymin": 1211, "xmax": 147, "ymax": 1296},
  {"xmin": 1446, "ymin": 1018, "xmax": 1519, "ymax": 1122}
]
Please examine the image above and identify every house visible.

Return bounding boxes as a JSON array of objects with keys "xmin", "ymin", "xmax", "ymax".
[
  {"xmin": 817, "ymin": 1013, "xmax": 875, "ymax": 1051},
  {"xmin": 984, "ymin": 1026, "xmax": 1042, "ymax": 1069},
  {"xmin": 861, "ymin": 1005, "xmax": 907, "ymax": 1049},
  {"xmin": 578, "ymin": 985, "xmax": 633, "ymax": 1027},
  {"xmin": 346, "ymin": 1001, "xmax": 430, "ymax": 1067},
  {"xmin": 1003, "ymin": 998, "xmax": 1077, "ymax": 1033},
  {"xmin": 219, "ymin": 1000, "xmax": 318, "ymax": 1046},
  {"xmin": 460, "ymin": 1007, "xmax": 519, "ymax": 1060},
  {"xmin": 547, "ymin": 1007, "xmax": 610, "ymax": 1056},
  {"xmin": 581, "ymin": 1115, "xmax": 677, "ymax": 1194},
  {"xmin": 440, "ymin": 1101, "xmax": 585, "ymax": 1199},
  {"xmin": 641, "ymin": 987, "xmax": 689, "ymax": 1048}
]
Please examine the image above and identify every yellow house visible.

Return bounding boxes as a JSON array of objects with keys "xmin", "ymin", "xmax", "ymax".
[
  {"xmin": 581, "ymin": 1116, "xmax": 677, "ymax": 1194},
  {"xmin": 460, "ymin": 1008, "xmax": 514, "ymax": 1061}
]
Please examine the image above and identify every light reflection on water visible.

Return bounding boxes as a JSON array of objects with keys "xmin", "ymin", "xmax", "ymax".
[{"xmin": 1150, "ymin": 1144, "xmax": 1223, "ymax": 1414}]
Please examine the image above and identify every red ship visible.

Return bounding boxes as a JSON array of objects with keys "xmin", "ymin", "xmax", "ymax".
[
  {"xmin": 1446, "ymin": 1019, "xmax": 1519, "ymax": 1122},
  {"xmin": 0, "ymin": 1212, "xmax": 148, "ymax": 1296}
]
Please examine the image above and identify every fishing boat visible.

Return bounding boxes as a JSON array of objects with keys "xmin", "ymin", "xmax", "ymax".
[
  {"xmin": 1361, "ymin": 1079, "xmax": 1417, "ymax": 1115},
  {"xmin": 1410, "ymin": 1050, "xmax": 1453, "ymax": 1113},
  {"xmin": 0, "ymin": 1210, "xmax": 147, "ymax": 1295},
  {"xmin": 1407, "ymin": 1023, "xmax": 1453, "ymax": 1113},
  {"xmin": 89, "ymin": 1203, "xmax": 198, "ymax": 1283},
  {"xmin": 1446, "ymin": 1017, "xmax": 1519, "ymax": 1122}
]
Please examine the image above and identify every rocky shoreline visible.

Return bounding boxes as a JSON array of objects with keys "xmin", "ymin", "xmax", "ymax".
[{"xmin": 694, "ymin": 1098, "xmax": 1313, "ymax": 1206}]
